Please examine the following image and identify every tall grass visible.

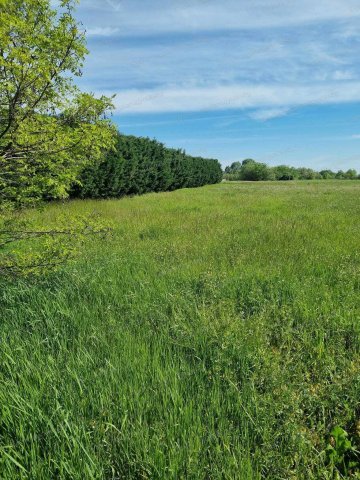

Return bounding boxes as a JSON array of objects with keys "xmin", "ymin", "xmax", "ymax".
[{"xmin": 1, "ymin": 181, "xmax": 359, "ymax": 479}]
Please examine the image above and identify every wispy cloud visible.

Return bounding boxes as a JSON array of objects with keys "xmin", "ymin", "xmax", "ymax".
[
  {"xmin": 108, "ymin": 82, "xmax": 360, "ymax": 114},
  {"xmin": 73, "ymin": 0, "xmax": 360, "ymax": 170},
  {"xmin": 248, "ymin": 107, "xmax": 291, "ymax": 121},
  {"xmin": 86, "ymin": 26, "xmax": 119, "ymax": 36},
  {"xmin": 332, "ymin": 70, "xmax": 355, "ymax": 80},
  {"xmin": 79, "ymin": 0, "xmax": 360, "ymax": 36},
  {"xmin": 78, "ymin": 2, "xmax": 360, "ymax": 116}
]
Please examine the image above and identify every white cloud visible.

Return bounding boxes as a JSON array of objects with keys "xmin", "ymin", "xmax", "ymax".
[
  {"xmin": 248, "ymin": 107, "xmax": 290, "ymax": 121},
  {"xmin": 350, "ymin": 134, "xmax": 360, "ymax": 139},
  {"xmin": 77, "ymin": 5, "xmax": 360, "ymax": 103},
  {"xmin": 108, "ymin": 82, "xmax": 360, "ymax": 114},
  {"xmin": 86, "ymin": 27, "xmax": 119, "ymax": 36},
  {"xmin": 79, "ymin": 0, "xmax": 360, "ymax": 36},
  {"xmin": 333, "ymin": 70, "xmax": 355, "ymax": 80}
]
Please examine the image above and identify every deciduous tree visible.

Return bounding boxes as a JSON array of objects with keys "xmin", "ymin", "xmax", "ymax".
[{"xmin": 0, "ymin": 0, "xmax": 116, "ymax": 205}]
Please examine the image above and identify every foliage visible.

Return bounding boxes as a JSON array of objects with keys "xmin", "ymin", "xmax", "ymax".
[
  {"xmin": 325, "ymin": 426, "xmax": 359, "ymax": 476},
  {"xmin": 296, "ymin": 167, "xmax": 321, "ymax": 180},
  {"xmin": 336, "ymin": 169, "xmax": 359, "ymax": 180},
  {"xmin": 239, "ymin": 159, "xmax": 274, "ymax": 181},
  {"xmin": 72, "ymin": 133, "xmax": 223, "ymax": 198},
  {"xmin": 0, "ymin": 0, "xmax": 116, "ymax": 205},
  {"xmin": 0, "ymin": 210, "xmax": 112, "ymax": 277},
  {"xmin": 270, "ymin": 164, "xmax": 297, "ymax": 180},
  {"xmin": 224, "ymin": 159, "xmax": 359, "ymax": 181},
  {"xmin": 0, "ymin": 0, "xmax": 116, "ymax": 277},
  {"xmin": 0, "ymin": 181, "xmax": 359, "ymax": 478},
  {"xmin": 320, "ymin": 169, "xmax": 337, "ymax": 179}
]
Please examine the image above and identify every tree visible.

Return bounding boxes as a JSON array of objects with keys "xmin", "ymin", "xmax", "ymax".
[
  {"xmin": 335, "ymin": 170, "xmax": 345, "ymax": 179},
  {"xmin": 296, "ymin": 167, "xmax": 319, "ymax": 180},
  {"xmin": 319, "ymin": 170, "xmax": 336, "ymax": 179},
  {"xmin": 224, "ymin": 160, "xmax": 358, "ymax": 182},
  {"xmin": 242, "ymin": 158, "xmax": 256, "ymax": 166},
  {"xmin": 224, "ymin": 159, "xmax": 273, "ymax": 181},
  {"xmin": 73, "ymin": 134, "xmax": 223, "ymax": 198},
  {"xmin": 224, "ymin": 161, "xmax": 242, "ymax": 174},
  {"xmin": 0, "ymin": 0, "xmax": 116, "ymax": 205},
  {"xmin": 272, "ymin": 165, "xmax": 298, "ymax": 180},
  {"xmin": 344, "ymin": 169, "xmax": 357, "ymax": 180},
  {"xmin": 0, "ymin": 0, "xmax": 116, "ymax": 276},
  {"xmin": 240, "ymin": 160, "xmax": 274, "ymax": 181}
]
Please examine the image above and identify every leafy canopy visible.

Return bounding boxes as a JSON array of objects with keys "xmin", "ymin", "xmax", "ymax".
[{"xmin": 0, "ymin": 0, "xmax": 116, "ymax": 205}]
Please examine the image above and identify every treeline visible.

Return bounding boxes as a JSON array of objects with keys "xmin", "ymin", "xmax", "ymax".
[
  {"xmin": 224, "ymin": 159, "xmax": 360, "ymax": 181},
  {"xmin": 72, "ymin": 133, "xmax": 223, "ymax": 198}
]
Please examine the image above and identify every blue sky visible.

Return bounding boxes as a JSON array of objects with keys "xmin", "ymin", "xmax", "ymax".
[{"xmin": 75, "ymin": 0, "xmax": 360, "ymax": 170}]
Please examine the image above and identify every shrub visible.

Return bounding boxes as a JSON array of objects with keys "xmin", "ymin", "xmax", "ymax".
[{"xmin": 73, "ymin": 133, "xmax": 223, "ymax": 198}]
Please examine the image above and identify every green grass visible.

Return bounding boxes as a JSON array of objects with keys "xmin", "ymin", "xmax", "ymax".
[{"xmin": 1, "ymin": 181, "xmax": 360, "ymax": 479}]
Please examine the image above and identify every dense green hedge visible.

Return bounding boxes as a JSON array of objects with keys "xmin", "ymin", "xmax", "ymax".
[{"xmin": 72, "ymin": 134, "xmax": 223, "ymax": 198}]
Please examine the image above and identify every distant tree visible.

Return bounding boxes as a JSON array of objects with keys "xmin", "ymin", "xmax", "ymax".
[
  {"xmin": 296, "ymin": 168, "xmax": 319, "ymax": 180},
  {"xmin": 335, "ymin": 170, "xmax": 346, "ymax": 179},
  {"xmin": 224, "ymin": 160, "xmax": 358, "ymax": 182},
  {"xmin": 344, "ymin": 169, "xmax": 358, "ymax": 180},
  {"xmin": 240, "ymin": 161, "xmax": 274, "ymax": 181},
  {"xmin": 319, "ymin": 170, "xmax": 336, "ymax": 179},
  {"xmin": 224, "ymin": 159, "xmax": 274, "ymax": 181},
  {"xmin": 224, "ymin": 161, "xmax": 242, "ymax": 174},
  {"xmin": 242, "ymin": 159, "xmax": 256, "ymax": 166},
  {"xmin": 272, "ymin": 165, "xmax": 298, "ymax": 180}
]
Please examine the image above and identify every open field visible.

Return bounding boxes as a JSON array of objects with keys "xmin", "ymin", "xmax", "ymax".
[{"xmin": 1, "ymin": 181, "xmax": 359, "ymax": 479}]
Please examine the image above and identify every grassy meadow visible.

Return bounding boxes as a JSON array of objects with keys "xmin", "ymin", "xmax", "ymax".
[{"xmin": 1, "ymin": 180, "xmax": 360, "ymax": 479}]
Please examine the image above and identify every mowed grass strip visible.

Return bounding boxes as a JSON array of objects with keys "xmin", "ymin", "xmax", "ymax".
[{"xmin": 1, "ymin": 181, "xmax": 359, "ymax": 479}]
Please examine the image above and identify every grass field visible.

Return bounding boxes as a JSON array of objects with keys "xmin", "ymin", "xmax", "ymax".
[{"xmin": 1, "ymin": 181, "xmax": 359, "ymax": 479}]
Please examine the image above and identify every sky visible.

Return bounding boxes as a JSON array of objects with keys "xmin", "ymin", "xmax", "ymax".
[{"xmin": 74, "ymin": 0, "xmax": 360, "ymax": 170}]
